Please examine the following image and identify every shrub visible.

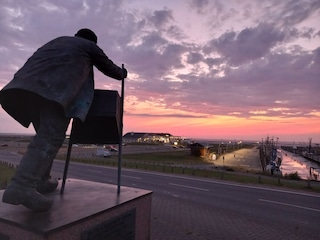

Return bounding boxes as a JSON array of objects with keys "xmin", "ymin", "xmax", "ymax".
[{"xmin": 284, "ymin": 171, "xmax": 301, "ymax": 180}]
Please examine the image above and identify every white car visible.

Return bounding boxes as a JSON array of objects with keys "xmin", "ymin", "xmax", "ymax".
[{"xmin": 96, "ymin": 148, "xmax": 111, "ymax": 158}]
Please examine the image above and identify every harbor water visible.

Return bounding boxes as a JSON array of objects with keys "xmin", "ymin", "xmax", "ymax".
[{"xmin": 279, "ymin": 149, "xmax": 320, "ymax": 180}]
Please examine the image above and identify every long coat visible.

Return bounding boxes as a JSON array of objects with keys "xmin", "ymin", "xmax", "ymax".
[{"xmin": 0, "ymin": 36, "xmax": 124, "ymax": 128}]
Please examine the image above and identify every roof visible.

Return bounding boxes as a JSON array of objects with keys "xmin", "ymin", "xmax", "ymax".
[
  {"xmin": 189, "ymin": 142, "xmax": 206, "ymax": 147},
  {"xmin": 123, "ymin": 132, "xmax": 172, "ymax": 139}
]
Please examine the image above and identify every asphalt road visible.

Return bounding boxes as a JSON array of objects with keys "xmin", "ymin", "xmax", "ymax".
[
  {"xmin": 53, "ymin": 159, "xmax": 320, "ymax": 240},
  {"xmin": 1, "ymin": 151, "xmax": 320, "ymax": 240}
]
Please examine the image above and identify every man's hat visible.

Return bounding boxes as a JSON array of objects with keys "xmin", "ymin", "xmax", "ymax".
[{"xmin": 75, "ymin": 28, "xmax": 97, "ymax": 44}]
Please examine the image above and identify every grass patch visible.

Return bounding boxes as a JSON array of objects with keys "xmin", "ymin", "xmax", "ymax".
[
  {"xmin": 123, "ymin": 151, "xmax": 208, "ymax": 164},
  {"xmin": 0, "ymin": 163, "xmax": 15, "ymax": 189}
]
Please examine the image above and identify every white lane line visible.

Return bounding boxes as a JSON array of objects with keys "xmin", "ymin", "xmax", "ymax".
[
  {"xmin": 122, "ymin": 175, "xmax": 141, "ymax": 180},
  {"xmin": 169, "ymin": 183, "xmax": 209, "ymax": 192},
  {"xmin": 259, "ymin": 199, "xmax": 320, "ymax": 213},
  {"xmin": 120, "ymin": 167, "xmax": 320, "ymax": 198}
]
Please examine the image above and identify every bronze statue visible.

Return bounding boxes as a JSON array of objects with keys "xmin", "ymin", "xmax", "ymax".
[{"xmin": 0, "ymin": 29, "xmax": 127, "ymax": 211}]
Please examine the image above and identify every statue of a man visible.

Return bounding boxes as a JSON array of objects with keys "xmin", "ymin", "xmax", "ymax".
[{"xmin": 0, "ymin": 29, "xmax": 127, "ymax": 211}]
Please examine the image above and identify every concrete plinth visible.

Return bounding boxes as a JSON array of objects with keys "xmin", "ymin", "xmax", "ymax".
[{"xmin": 0, "ymin": 179, "xmax": 152, "ymax": 240}]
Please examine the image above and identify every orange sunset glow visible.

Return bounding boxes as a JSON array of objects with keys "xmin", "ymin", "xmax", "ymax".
[{"xmin": 123, "ymin": 114, "xmax": 320, "ymax": 142}]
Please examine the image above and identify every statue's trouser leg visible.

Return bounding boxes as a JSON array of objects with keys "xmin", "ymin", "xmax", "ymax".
[
  {"xmin": 2, "ymin": 100, "xmax": 70, "ymax": 211},
  {"xmin": 32, "ymin": 106, "xmax": 59, "ymax": 194}
]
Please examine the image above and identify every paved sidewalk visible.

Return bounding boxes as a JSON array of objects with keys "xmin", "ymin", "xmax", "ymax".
[{"xmin": 212, "ymin": 147, "xmax": 262, "ymax": 171}]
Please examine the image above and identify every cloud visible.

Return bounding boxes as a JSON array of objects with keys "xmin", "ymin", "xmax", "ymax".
[
  {"xmin": 149, "ymin": 9, "xmax": 174, "ymax": 28},
  {"xmin": 206, "ymin": 23, "xmax": 286, "ymax": 66},
  {"xmin": 189, "ymin": 0, "xmax": 209, "ymax": 14},
  {"xmin": 276, "ymin": 0, "xmax": 320, "ymax": 27},
  {"xmin": 187, "ymin": 52, "xmax": 204, "ymax": 64},
  {"xmin": 0, "ymin": 0, "xmax": 319, "ymax": 140}
]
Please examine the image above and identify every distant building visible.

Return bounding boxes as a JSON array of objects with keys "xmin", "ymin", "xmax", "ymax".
[
  {"xmin": 123, "ymin": 132, "xmax": 171, "ymax": 144},
  {"xmin": 189, "ymin": 142, "xmax": 209, "ymax": 157},
  {"xmin": 123, "ymin": 132, "xmax": 183, "ymax": 144}
]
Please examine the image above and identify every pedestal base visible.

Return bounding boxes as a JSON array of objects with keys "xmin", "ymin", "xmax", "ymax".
[{"xmin": 0, "ymin": 179, "xmax": 152, "ymax": 240}]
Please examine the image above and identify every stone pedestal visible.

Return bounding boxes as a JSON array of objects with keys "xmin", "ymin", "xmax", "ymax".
[{"xmin": 0, "ymin": 179, "xmax": 152, "ymax": 240}]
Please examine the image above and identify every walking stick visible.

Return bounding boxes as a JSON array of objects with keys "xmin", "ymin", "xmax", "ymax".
[
  {"xmin": 117, "ymin": 64, "xmax": 125, "ymax": 194},
  {"xmin": 60, "ymin": 134, "xmax": 73, "ymax": 194}
]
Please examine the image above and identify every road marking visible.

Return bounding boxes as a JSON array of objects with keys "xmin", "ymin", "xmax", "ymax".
[
  {"xmin": 169, "ymin": 183, "xmax": 209, "ymax": 192},
  {"xmin": 259, "ymin": 199, "xmax": 320, "ymax": 213},
  {"xmin": 57, "ymin": 160, "xmax": 320, "ymax": 198},
  {"xmin": 134, "ymin": 170, "xmax": 320, "ymax": 198},
  {"xmin": 122, "ymin": 175, "xmax": 141, "ymax": 180}
]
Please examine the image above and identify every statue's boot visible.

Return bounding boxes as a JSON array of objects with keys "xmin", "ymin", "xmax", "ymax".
[
  {"xmin": 2, "ymin": 154, "xmax": 53, "ymax": 211},
  {"xmin": 2, "ymin": 181, "xmax": 53, "ymax": 211},
  {"xmin": 36, "ymin": 161, "xmax": 58, "ymax": 194},
  {"xmin": 2, "ymin": 135, "xmax": 63, "ymax": 211},
  {"xmin": 37, "ymin": 178, "xmax": 58, "ymax": 194}
]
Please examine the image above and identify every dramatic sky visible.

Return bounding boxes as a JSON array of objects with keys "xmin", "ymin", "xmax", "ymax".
[{"xmin": 0, "ymin": 0, "xmax": 319, "ymax": 143}]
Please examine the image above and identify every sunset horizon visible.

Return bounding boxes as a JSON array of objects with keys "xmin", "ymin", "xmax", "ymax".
[{"xmin": 1, "ymin": 1, "xmax": 319, "ymax": 144}]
